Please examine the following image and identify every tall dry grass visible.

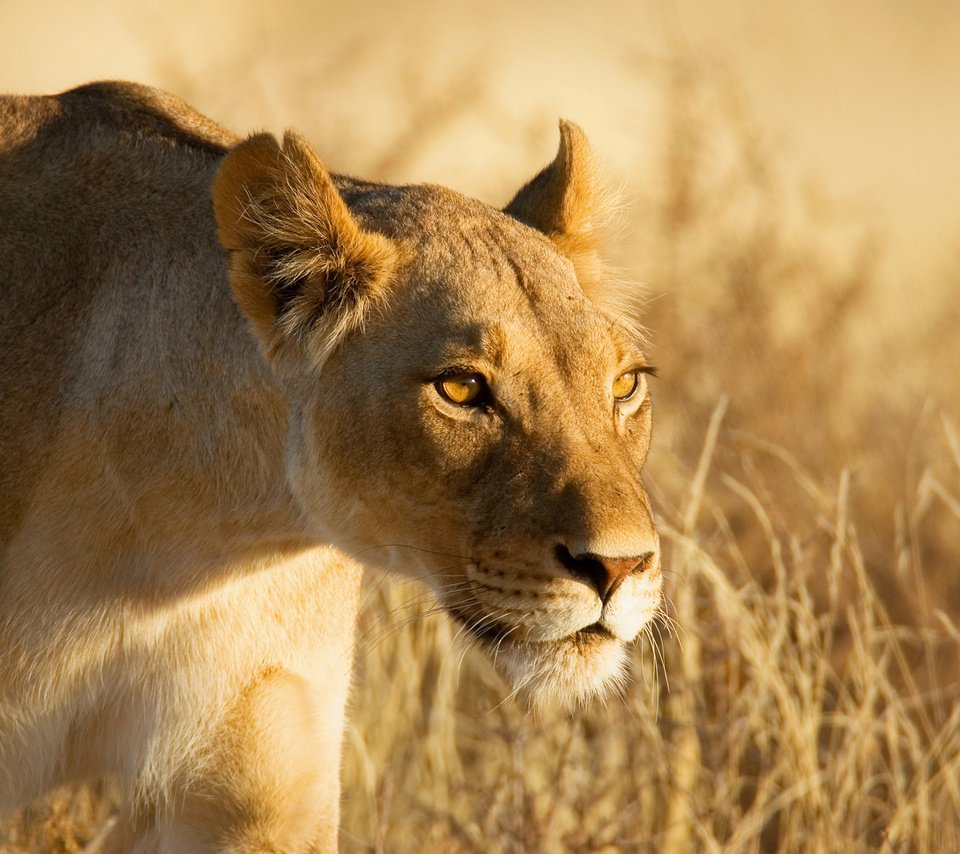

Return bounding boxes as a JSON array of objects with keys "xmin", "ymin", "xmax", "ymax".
[{"xmin": 3, "ymin": 54, "xmax": 959, "ymax": 853}]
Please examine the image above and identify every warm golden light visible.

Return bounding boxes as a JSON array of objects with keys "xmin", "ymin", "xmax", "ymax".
[{"xmin": 2, "ymin": 2, "xmax": 958, "ymax": 851}]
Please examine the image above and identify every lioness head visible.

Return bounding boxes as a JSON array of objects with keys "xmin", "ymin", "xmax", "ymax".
[{"xmin": 212, "ymin": 123, "xmax": 661, "ymax": 706}]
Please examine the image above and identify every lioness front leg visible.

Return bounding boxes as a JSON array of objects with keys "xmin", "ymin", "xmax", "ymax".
[{"xmin": 139, "ymin": 668, "xmax": 342, "ymax": 853}]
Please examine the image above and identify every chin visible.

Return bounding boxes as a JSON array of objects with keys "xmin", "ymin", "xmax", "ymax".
[{"xmin": 492, "ymin": 631, "xmax": 630, "ymax": 710}]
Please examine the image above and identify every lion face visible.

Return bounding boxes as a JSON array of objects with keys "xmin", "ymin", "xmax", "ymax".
[{"xmin": 213, "ymin": 125, "xmax": 661, "ymax": 706}]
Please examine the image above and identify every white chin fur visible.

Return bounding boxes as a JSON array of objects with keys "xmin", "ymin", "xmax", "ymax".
[{"xmin": 495, "ymin": 635, "xmax": 628, "ymax": 709}]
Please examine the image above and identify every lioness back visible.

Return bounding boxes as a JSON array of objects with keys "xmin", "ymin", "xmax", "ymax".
[
  {"xmin": 0, "ymin": 82, "xmax": 234, "ymax": 552},
  {"xmin": 0, "ymin": 82, "xmax": 662, "ymax": 852}
]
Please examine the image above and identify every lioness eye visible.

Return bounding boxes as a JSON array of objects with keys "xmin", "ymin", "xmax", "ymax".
[
  {"xmin": 436, "ymin": 374, "xmax": 487, "ymax": 406},
  {"xmin": 612, "ymin": 370, "xmax": 639, "ymax": 401}
]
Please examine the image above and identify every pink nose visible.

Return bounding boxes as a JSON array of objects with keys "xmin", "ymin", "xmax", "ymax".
[
  {"xmin": 592, "ymin": 556, "xmax": 644, "ymax": 601},
  {"xmin": 555, "ymin": 546, "xmax": 654, "ymax": 604}
]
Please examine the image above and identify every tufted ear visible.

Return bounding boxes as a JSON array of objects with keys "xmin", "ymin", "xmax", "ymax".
[
  {"xmin": 212, "ymin": 131, "xmax": 397, "ymax": 369},
  {"xmin": 504, "ymin": 120, "xmax": 615, "ymax": 294}
]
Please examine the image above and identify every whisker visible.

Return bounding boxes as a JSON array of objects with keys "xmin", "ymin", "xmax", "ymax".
[{"xmin": 650, "ymin": 620, "xmax": 670, "ymax": 698}]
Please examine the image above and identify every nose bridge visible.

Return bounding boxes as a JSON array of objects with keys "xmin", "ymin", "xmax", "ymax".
[
  {"xmin": 517, "ymin": 353, "xmax": 656, "ymax": 555},
  {"xmin": 556, "ymin": 451, "xmax": 658, "ymax": 558}
]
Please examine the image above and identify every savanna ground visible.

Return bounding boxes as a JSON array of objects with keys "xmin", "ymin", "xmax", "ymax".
[{"xmin": 3, "ymin": 5, "xmax": 960, "ymax": 851}]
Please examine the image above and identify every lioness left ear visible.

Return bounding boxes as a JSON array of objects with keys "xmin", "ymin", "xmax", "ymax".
[
  {"xmin": 504, "ymin": 120, "xmax": 614, "ymax": 292},
  {"xmin": 212, "ymin": 131, "xmax": 397, "ymax": 369}
]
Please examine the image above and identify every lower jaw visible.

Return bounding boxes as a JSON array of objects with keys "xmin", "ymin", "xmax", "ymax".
[
  {"xmin": 484, "ymin": 627, "xmax": 629, "ymax": 709},
  {"xmin": 444, "ymin": 607, "xmax": 631, "ymax": 706}
]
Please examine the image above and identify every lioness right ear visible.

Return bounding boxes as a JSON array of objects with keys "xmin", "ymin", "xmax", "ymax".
[
  {"xmin": 504, "ymin": 120, "xmax": 616, "ymax": 295},
  {"xmin": 212, "ymin": 131, "xmax": 397, "ymax": 369}
]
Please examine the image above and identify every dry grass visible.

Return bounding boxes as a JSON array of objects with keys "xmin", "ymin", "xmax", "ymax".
[{"xmin": 3, "ymin": 44, "xmax": 959, "ymax": 854}]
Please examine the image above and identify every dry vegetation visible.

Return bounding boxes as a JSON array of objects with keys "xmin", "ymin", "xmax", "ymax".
[{"xmin": 3, "ymin": 51, "xmax": 959, "ymax": 854}]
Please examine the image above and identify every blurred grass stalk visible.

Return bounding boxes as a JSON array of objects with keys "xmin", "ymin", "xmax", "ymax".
[{"xmin": 663, "ymin": 396, "xmax": 727, "ymax": 851}]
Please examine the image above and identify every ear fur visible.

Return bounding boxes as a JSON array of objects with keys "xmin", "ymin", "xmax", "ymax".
[
  {"xmin": 505, "ymin": 121, "xmax": 618, "ymax": 288},
  {"xmin": 505, "ymin": 121, "xmax": 644, "ymax": 340},
  {"xmin": 212, "ymin": 131, "xmax": 397, "ymax": 369}
]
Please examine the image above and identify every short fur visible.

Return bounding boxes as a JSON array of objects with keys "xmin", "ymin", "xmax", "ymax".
[{"xmin": 0, "ymin": 82, "xmax": 662, "ymax": 851}]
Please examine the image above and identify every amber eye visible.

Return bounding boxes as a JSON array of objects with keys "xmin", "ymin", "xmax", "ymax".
[
  {"xmin": 435, "ymin": 374, "xmax": 487, "ymax": 406},
  {"xmin": 612, "ymin": 370, "xmax": 639, "ymax": 401}
]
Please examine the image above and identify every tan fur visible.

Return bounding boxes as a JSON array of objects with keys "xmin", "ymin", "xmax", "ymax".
[{"xmin": 0, "ymin": 82, "xmax": 662, "ymax": 851}]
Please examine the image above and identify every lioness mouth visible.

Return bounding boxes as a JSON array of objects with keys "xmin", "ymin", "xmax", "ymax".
[
  {"xmin": 447, "ymin": 607, "xmax": 512, "ymax": 645},
  {"xmin": 449, "ymin": 608, "xmax": 616, "ymax": 648},
  {"xmin": 575, "ymin": 622, "xmax": 614, "ymax": 640}
]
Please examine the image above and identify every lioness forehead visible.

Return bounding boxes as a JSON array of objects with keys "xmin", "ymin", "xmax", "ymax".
[
  {"xmin": 348, "ymin": 183, "xmax": 630, "ymax": 361},
  {"xmin": 347, "ymin": 181, "xmax": 562, "ymax": 272}
]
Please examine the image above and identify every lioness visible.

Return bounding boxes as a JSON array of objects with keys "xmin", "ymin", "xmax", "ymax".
[{"xmin": 0, "ymin": 82, "xmax": 662, "ymax": 852}]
